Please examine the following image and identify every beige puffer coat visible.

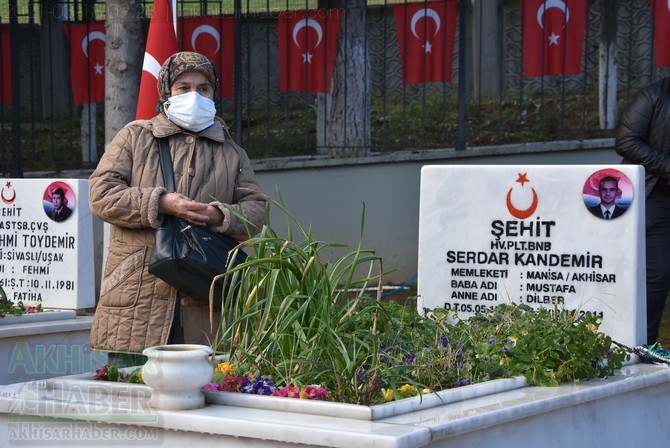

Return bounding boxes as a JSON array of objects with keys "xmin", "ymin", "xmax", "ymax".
[{"xmin": 88, "ymin": 114, "xmax": 266, "ymax": 354}]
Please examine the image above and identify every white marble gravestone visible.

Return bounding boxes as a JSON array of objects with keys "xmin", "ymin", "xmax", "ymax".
[
  {"xmin": 0, "ymin": 179, "xmax": 99, "ymax": 384},
  {"xmin": 418, "ymin": 165, "xmax": 646, "ymax": 348},
  {"xmin": 0, "ymin": 179, "xmax": 94, "ymax": 310}
]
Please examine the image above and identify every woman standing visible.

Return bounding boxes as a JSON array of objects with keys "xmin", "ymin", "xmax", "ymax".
[{"xmin": 88, "ymin": 52, "xmax": 266, "ymax": 365}]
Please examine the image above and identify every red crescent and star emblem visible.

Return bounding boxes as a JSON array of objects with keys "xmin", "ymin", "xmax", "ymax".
[
  {"xmin": 1, "ymin": 181, "xmax": 16, "ymax": 204},
  {"xmin": 506, "ymin": 173, "xmax": 538, "ymax": 219}
]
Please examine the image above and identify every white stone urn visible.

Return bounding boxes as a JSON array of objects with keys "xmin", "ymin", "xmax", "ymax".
[{"xmin": 142, "ymin": 344, "xmax": 214, "ymax": 410}]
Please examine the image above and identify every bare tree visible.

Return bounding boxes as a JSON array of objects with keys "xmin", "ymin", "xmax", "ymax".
[
  {"xmin": 104, "ymin": 0, "xmax": 145, "ymax": 146},
  {"xmin": 327, "ymin": 0, "xmax": 370, "ymax": 158}
]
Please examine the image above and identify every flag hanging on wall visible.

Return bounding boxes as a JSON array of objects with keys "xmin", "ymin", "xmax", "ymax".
[
  {"xmin": 393, "ymin": 0, "xmax": 457, "ymax": 85},
  {"xmin": 179, "ymin": 16, "xmax": 235, "ymax": 98},
  {"xmin": 651, "ymin": 0, "xmax": 670, "ymax": 67},
  {"xmin": 278, "ymin": 9, "xmax": 342, "ymax": 93},
  {"xmin": 136, "ymin": 0, "xmax": 178, "ymax": 119},
  {"xmin": 0, "ymin": 26, "xmax": 12, "ymax": 104},
  {"xmin": 520, "ymin": 0, "xmax": 588, "ymax": 78},
  {"xmin": 64, "ymin": 22, "xmax": 106, "ymax": 105}
]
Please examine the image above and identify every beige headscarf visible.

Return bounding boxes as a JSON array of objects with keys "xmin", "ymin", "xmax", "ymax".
[{"xmin": 156, "ymin": 51, "xmax": 218, "ymax": 112}]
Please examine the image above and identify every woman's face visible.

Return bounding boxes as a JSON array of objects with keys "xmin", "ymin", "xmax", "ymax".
[{"xmin": 170, "ymin": 71, "xmax": 214, "ymax": 100}]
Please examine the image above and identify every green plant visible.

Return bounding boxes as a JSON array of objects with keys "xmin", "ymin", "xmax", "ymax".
[
  {"xmin": 0, "ymin": 292, "xmax": 43, "ymax": 317},
  {"xmin": 444, "ymin": 304, "xmax": 627, "ymax": 387},
  {"xmin": 213, "ymin": 194, "xmax": 386, "ymax": 405},
  {"xmin": 207, "ymin": 196, "xmax": 628, "ymax": 406}
]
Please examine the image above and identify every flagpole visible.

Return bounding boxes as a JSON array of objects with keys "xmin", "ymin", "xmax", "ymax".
[
  {"xmin": 234, "ymin": 0, "xmax": 242, "ymax": 142},
  {"xmin": 9, "ymin": 0, "xmax": 22, "ymax": 176},
  {"xmin": 456, "ymin": 0, "xmax": 467, "ymax": 151},
  {"xmin": 171, "ymin": 0, "xmax": 177, "ymax": 41}
]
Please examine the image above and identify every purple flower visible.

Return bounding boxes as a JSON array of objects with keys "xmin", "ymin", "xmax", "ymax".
[
  {"xmin": 487, "ymin": 337, "xmax": 495, "ymax": 344},
  {"xmin": 201, "ymin": 382, "xmax": 221, "ymax": 391},
  {"xmin": 241, "ymin": 376, "xmax": 277, "ymax": 395},
  {"xmin": 458, "ymin": 377, "xmax": 469, "ymax": 387},
  {"xmin": 440, "ymin": 336, "xmax": 450, "ymax": 347},
  {"xmin": 356, "ymin": 366, "xmax": 368, "ymax": 381}
]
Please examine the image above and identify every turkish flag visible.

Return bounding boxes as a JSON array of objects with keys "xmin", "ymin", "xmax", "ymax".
[
  {"xmin": 278, "ymin": 9, "xmax": 342, "ymax": 93},
  {"xmin": 64, "ymin": 22, "xmax": 106, "ymax": 105},
  {"xmin": 179, "ymin": 16, "xmax": 235, "ymax": 98},
  {"xmin": 393, "ymin": 0, "xmax": 457, "ymax": 85},
  {"xmin": 651, "ymin": 0, "xmax": 670, "ymax": 67},
  {"xmin": 521, "ymin": 0, "xmax": 587, "ymax": 77},
  {"xmin": 0, "ymin": 26, "xmax": 11, "ymax": 104},
  {"xmin": 136, "ymin": 0, "xmax": 178, "ymax": 119}
]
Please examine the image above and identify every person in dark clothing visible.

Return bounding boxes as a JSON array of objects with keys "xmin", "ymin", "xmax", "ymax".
[{"xmin": 616, "ymin": 77, "xmax": 670, "ymax": 345}]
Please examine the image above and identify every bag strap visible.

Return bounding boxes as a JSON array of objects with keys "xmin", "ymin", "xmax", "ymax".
[{"xmin": 157, "ymin": 138, "xmax": 176, "ymax": 193}]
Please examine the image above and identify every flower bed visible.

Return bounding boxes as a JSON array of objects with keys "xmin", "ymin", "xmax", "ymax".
[
  {"xmin": 94, "ymin": 302, "xmax": 628, "ymax": 408},
  {"xmin": 201, "ymin": 375, "xmax": 527, "ymax": 421},
  {"xmin": 93, "ymin": 198, "xmax": 630, "ymax": 408}
]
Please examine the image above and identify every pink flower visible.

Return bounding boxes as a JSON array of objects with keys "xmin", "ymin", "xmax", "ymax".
[
  {"xmin": 201, "ymin": 382, "xmax": 222, "ymax": 391},
  {"xmin": 271, "ymin": 385, "xmax": 301, "ymax": 398},
  {"xmin": 301, "ymin": 386, "xmax": 328, "ymax": 400}
]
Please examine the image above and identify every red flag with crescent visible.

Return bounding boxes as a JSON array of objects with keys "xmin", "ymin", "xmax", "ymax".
[
  {"xmin": 520, "ymin": 0, "xmax": 588, "ymax": 77},
  {"xmin": 136, "ymin": 0, "xmax": 178, "ymax": 119},
  {"xmin": 393, "ymin": 0, "xmax": 457, "ymax": 85},
  {"xmin": 179, "ymin": 16, "xmax": 235, "ymax": 98},
  {"xmin": 63, "ymin": 22, "xmax": 106, "ymax": 105},
  {"xmin": 651, "ymin": 0, "xmax": 670, "ymax": 67},
  {"xmin": 278, "ymin": 9, "xmax": 342, "ymax": 93},
  {"xmin": 0, "ymin": 26, "xmax": 12, "ymax": 104}
]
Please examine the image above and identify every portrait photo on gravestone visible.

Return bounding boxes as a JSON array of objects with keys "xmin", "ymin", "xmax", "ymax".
[
  {"xmin": 583, "ymin": 168, "xmax": 632, "ymax": 221},
  {"xmin": 43, "ymin": 182, "xmax": 75, "ymax": 223}
]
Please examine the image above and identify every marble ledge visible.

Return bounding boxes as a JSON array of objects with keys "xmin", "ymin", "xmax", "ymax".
[
  {"xmin": 0, "ymin": 362, "xmax": 668, "ymax": 448},
  {"xmin": 0, "ymin": 314, "xmax": 93, "ymax": 338},
  {"xmin": 381, "ymin": 362, "xmax": 670, "ymax": 437}
]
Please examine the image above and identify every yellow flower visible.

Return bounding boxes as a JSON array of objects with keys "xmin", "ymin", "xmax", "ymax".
[
  {"xmin": 587, "ymin": 323, "xmax": 597, "ymax": 334},
  {"xmin": 421, "ymin": 388, "xmax": 431, "ymax": 395},
  {"xmin": 381, "ymin": 388, "xmax": 394, "ymax": 402},
  {"xmin": 398, "ymin": 384, "xmax": 415, "ymax": 394},
  {"xmin": 499, "ymin": 356, "xmax": 509, "ymax": 365},
  {"xmin": 215, "ymin": 361, "xmax": 235, "ymax": 375}
]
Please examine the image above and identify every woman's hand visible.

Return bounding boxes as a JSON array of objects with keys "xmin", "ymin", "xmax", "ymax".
[{"xmin": 158, "ymin": 192, "xmax": 224, "ymax": 226}]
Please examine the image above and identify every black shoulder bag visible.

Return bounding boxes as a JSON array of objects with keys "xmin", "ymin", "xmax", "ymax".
[{"xmin": 148, "ymin": 138, "xmax": 247, "ymax": 307}]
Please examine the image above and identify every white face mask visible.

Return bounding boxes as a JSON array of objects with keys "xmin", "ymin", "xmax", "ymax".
[{"xmin": 164, "ymin": 91, "xmax": 216, "ymax": 132}]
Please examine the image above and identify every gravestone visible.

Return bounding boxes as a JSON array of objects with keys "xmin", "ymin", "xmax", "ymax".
[
  {"xmin": 417, "ymin": 165, "xmax": 645, "ymax": 347},
  {"xmin": 0, "ymin": 179, "xmax": 94, "ymax": 310},
  {"xmin": 0, "ymin": 179, "xmax": 101, "ymax": 384}
]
